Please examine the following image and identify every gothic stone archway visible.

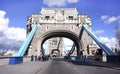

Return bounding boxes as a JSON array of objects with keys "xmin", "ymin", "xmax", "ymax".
[{"xmin": 26, "ymin": 8, "xmax": 94, "ymax": 57}]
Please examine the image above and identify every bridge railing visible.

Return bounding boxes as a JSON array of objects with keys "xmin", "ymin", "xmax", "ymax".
[
  {"xmin": 0, "ymin": 58, "xmax": 9, "ymax": 66},
  {"xmin": 1, "ymin": 56, "xmax": 31, "ymax": 66}
]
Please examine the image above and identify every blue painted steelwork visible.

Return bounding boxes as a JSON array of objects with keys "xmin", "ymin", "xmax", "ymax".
[
  {"xmin": 82, "ymin": 24, "xmax": 115, "ymax": 55},
  {"xmin": 9, "ymin": 57, "xmax": 23, "ymax": 64},
  {"xmin": 66, "ymin": 43, "xmax": 75, "ymax": 56},
  {"xmin": 16, "ymin": 24, "xmax": 38, "ymax": 56}
]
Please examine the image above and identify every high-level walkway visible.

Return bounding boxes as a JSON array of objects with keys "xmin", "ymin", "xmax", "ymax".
[{"xmin": 0, "ymin": 59, "xmax": 120, "ymax": 74}]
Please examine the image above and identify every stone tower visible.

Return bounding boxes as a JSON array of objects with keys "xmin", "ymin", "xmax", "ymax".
[{"xmin": 26, "ymin": 8, "xmax": 97, "ymax": 57}]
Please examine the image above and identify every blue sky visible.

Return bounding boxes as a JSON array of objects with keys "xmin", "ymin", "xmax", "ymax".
[{"xmin": 0, "ymin": 0, "xmax": 120, "ymax": 52}]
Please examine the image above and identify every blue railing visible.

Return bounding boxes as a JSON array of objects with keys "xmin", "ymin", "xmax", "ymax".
[
  {"xmin": 82, "ymin": 24, "xmax": 115, "ymax": 55},
  {"xmin": 16, "ymin": 24, "xmax": 38, "ymax": 56}
]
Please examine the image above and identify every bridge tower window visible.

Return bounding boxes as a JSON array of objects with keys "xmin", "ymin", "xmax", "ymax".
[
  {"xmin": 45, "ymin": 16, "xmax": 50, "ymax": 20},
  {"xmin": 69, "ymin": 16, "xmax": 73, "ymax": 20}
]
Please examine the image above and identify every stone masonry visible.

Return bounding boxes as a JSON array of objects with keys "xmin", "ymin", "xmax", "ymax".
[{"xmin": 26, "ymin": 8, "xmax": 97, "ymax": 57}]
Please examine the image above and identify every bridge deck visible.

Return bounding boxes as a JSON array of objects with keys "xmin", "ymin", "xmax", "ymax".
[
  {"xmin": 0, "ymin": 60, "xmax": 120, "ymax": 74},
  {"xmin": 0, "ymin": 61, "xmax": 49, "ymax": 74}
]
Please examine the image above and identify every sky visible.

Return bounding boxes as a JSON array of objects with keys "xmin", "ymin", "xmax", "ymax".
[{"xmin": 0, "ymin": 0, "xmax": 120, "ymax": 52}]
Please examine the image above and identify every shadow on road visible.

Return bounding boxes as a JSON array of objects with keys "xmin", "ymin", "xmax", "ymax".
[{"xmin": 51, "ymin": 58, "xmax": 101, "ymax": 67}]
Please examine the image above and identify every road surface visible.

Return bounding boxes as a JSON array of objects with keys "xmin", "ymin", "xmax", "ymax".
[{"xmin": 0, "ymin": 60, "xmax": 120, "ymax": 74}]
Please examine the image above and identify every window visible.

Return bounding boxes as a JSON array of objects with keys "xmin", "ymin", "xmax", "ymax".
[
  {"xmin": 92, "ymin": 50, "xmax": 95, "ymax": 55},
  {"xmin": 52, "ymin": 16, "xmax": 54, "ymax": 19},
  {"xmin": 35, "ymin": 50, "xmax": 37, "ymax": 52},
  {"xmin": 45, "ymin": 16, "xmax": 50, "ymax": 20},
  {"xmin": 69, "ymin": 16, "xmax": 73, "ymax": 20},
  {"xmin": 53, "ymin": 40, "xmax": 57, "ymax": 46},
  {"xmin": 87, "ymin": 45, "xmax": 89, "ymax": 54}
]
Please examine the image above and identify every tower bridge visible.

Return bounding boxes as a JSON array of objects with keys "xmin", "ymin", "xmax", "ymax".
[
  {"xmin": 9, "ymin": 8, "xmax": 117, "ymax": 65},
  {"xmin": 26, "ymin": 8, "xmax": 96, "ymax": 57}
]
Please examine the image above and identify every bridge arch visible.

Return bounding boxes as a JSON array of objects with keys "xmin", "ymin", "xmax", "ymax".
[
  {"xmin": 37, "ymin": 30, "xmax": 83, "ymax": 56},
  {"xmin": 51, "ymin": 49, "xmax": 60, "ymax": 57}
]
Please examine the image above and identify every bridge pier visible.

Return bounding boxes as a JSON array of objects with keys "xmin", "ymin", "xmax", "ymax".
[{"xmin": 9, "ymin": 57, "xmax": 23, "ymax": 65}]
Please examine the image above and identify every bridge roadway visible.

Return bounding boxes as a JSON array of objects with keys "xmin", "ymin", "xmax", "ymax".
[{"xmin": 0, "ymin": 60, "xmax": 120, "ymax": 74}]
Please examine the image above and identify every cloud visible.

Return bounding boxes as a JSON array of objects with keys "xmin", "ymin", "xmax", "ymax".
[
  {"xmin": 94, "ymin": 30, "xmax": 104, "ymax": 35},
  {"xmin": 101, "ymin": 15, "xmax": 108, "ymax": 20},
  {"xmin": 107, "ymin": 16, "xmax": 120, "ymax": 24},
  {"xmin": 0, "ymin": 10, "xmax": 26, "ymax": 51},
  {"xmin": 99, "ymin": 37, "xmax": 117, "ymax": 48},
  {"xmin": 0, "ymin": 10, "xmax": 9, "ymax": 31},
  {"xmin": 43, "ymin": 0, "xmax": 79, "ymax": 7},
  {"xmin": 67, "ymin": 0, "xmax": 78, "ymax": 3},
  {"xmin": 43, "ymin": 0, "xmax": 66, "ymax": 7},
  {"xmin": 101, "ymin": 15, "xmax": 120, "ymax": 24},
  {"xmin": 4, "ymin": 27, "xmax": 26, "ymax": 41}
]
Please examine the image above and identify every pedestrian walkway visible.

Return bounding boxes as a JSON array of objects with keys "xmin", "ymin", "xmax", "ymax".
[
  {"xmin": 86, "ymin": 60, "xmax": 120, "ymax": 70},
  {"xmin": 0, "ymin": 61, "xmax": 50, "ymax": 74},
  {"xmin": 69, "ymin": 58, "xmax": 120, "ymax": 70}
]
